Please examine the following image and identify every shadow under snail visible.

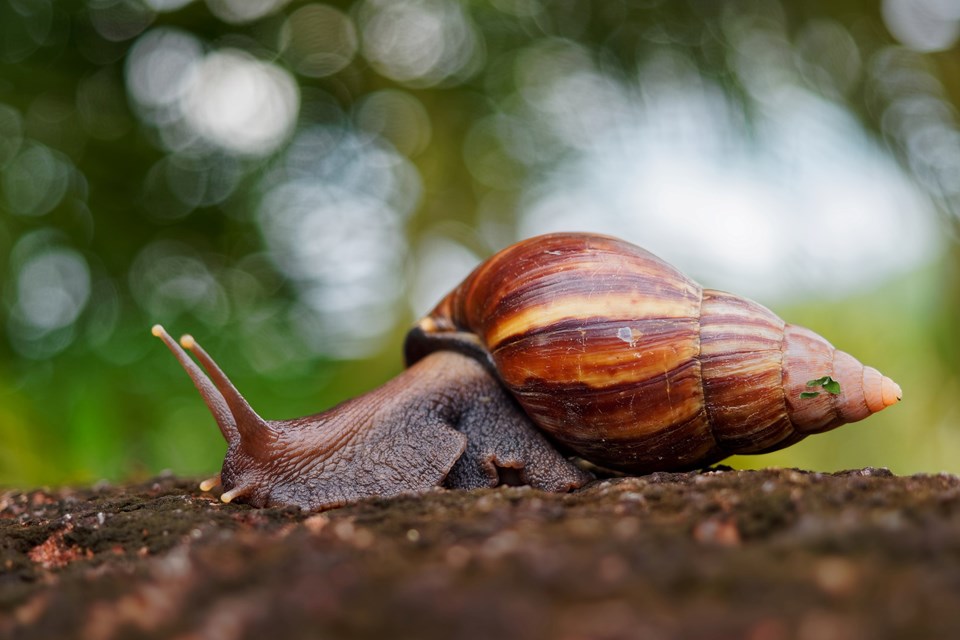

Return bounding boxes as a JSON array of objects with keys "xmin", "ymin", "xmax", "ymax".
[{"xmin": 153, "ymin": 232, "xmax": 902, "ymax": 510}]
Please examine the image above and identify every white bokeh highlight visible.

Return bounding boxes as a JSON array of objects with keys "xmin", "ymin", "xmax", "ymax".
[
  {"xmin": 126, "ymin": 29, "xmax": 299, "ymax": 157},
  {"xmin": 518, "ymin": 79, "xmax": 939, "ymax": 302},
  {"xmin": 360, "ymin": 0, "xmax": 483, "ymax": 87},
  {"xmin": 882, "ymin": 0, "xmax": 960, "ymax": 52},
  {"xmin": 181, "ymin": 50, "xmax": 299, "ymax": 155},
  {"xmin": 15, "ymin": 247, "xmax": 91, "ymax": 332},
  {"xmin": 257, "ymin": 126, "xmax": 422, "ymax": 358}
]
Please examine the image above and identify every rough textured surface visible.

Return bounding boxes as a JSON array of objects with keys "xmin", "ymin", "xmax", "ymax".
[{"xmin": 3, "ymin": 468, "xmax": 960, "ymax": 639}]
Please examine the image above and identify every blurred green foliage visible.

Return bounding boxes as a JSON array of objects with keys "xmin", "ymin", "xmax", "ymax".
[{"xmin": 1, "ymin": 0, "xmax": 958, "ymax": 487}]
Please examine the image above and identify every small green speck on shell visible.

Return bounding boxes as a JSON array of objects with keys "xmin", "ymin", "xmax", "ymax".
[
  {"xmin": 802, "ymin": 376, "xmax": 842, "ymax": 399},
  {"xmin": 822, "ymin": 379, "xmax": 841, "ymax": 395}
]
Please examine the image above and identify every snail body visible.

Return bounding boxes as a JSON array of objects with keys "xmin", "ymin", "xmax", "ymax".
[{"xmin": 155, "ymin": 233, "xmax": 901, "ymax": 510}]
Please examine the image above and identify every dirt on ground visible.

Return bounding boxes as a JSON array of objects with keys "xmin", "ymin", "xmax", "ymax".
[{"xmin": 2, "ymin": 468, "xmax": 959, "ymax": 640}]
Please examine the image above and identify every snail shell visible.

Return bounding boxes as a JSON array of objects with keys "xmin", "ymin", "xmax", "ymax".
[{"xmin": 406, "ymin": 233, "xmax": 901, "ymax": 473}]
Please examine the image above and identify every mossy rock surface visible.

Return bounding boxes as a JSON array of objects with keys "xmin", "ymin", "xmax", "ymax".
[{"xmin": 3, "ymin": 468, "xmax": 960, "ymax": 640}]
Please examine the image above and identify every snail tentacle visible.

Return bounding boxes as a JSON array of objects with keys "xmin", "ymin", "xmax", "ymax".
[
  {"xmin": 152, "ymin": 325, "xmax": 239, "ymax": 444},
  {"xmin": 179, "ymin": 334, "xmax": 276, "ymax": 446},
  {"xmin": 219, "ymin": 486, "xmax": 251, "ymax": 504},
  {"xmin": 198, "ymin": 475, "xmax": 221, "ymax": 492}
]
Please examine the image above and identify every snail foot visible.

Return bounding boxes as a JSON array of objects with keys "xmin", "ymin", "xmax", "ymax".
[{"xmin": 443, "ymin": 383, "xmax": 593, "ymax": 493}]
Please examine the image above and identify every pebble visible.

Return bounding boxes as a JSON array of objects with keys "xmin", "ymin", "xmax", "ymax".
[
  {"xmin": 445, "ymin": 545, "xmax": 471, "ymax": 569},
  {"xmin": 303, "ymin": 514, "xmax": 330, "ymax": 534},
  {"xmin": 481, "ymin": 531, "xmax": 521, "ymax": 558},
  {"xmin": 333, "ymin": 520, "xmax": 374, "ymax": 548},
  {"xmin": 813, "ymin": 557, "xmax": 858, "ymax": 597},
  {"xmin": 692, "ymin": 517, "xmax": 741, "ymax": 547},
  {"xmin": 619, "ymin": 491, "xmax": 647, "ymax": 504}
]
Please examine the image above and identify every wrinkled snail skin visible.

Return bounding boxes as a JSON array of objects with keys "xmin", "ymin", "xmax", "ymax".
[
  {"xmin": 408, "ymin": 233, "xmax": 902, "ymax": 474},
  {"xmin": 155, "ymin": 232, "xmax": 900, "ymax": 511},
  {"xmin": 153, "ymin": 325, "xmax": 588, "ymax": 511}
]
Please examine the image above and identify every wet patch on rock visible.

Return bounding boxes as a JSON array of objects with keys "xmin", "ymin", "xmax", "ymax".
[{"xmin": 3, "ymin": 468, "xmax": 960, "ymax": 639}]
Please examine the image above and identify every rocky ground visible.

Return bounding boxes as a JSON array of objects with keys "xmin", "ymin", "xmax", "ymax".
[{"xmin": 2, "ymin": 468, "xmax": 960, "ymax": 640}]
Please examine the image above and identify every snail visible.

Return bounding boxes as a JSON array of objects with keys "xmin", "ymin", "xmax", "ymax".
[{"xmin": 153, "ymin": 232, "xmax": 901, "ymax": 510}]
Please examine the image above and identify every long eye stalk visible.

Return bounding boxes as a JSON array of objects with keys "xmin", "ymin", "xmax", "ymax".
[
  {"xmin": 152, "ymin": 324, "xmax": 239, "ymax": 444},
  {"xmin": 179, "ymin": 334, "xmax": 272, "ymax": 443}
]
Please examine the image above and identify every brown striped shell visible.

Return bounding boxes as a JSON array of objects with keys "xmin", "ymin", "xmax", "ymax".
[{"xmin": 406, "ymin": 233, "xmax": 901, "ymax": 473}]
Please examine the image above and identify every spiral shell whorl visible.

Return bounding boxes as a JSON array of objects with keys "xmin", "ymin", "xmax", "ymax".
[
  {"xmin": 781, "ymin": 325, "xmax": 901, "ymax": 434},
  {"xmin": 697, "ymin": 290, "xmax": 794, "ymax": 454}
]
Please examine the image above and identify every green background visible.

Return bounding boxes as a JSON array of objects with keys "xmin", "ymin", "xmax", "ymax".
[{"xmin": 1, "ymin": 0, "xmax": 958, "ymax": 486}]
